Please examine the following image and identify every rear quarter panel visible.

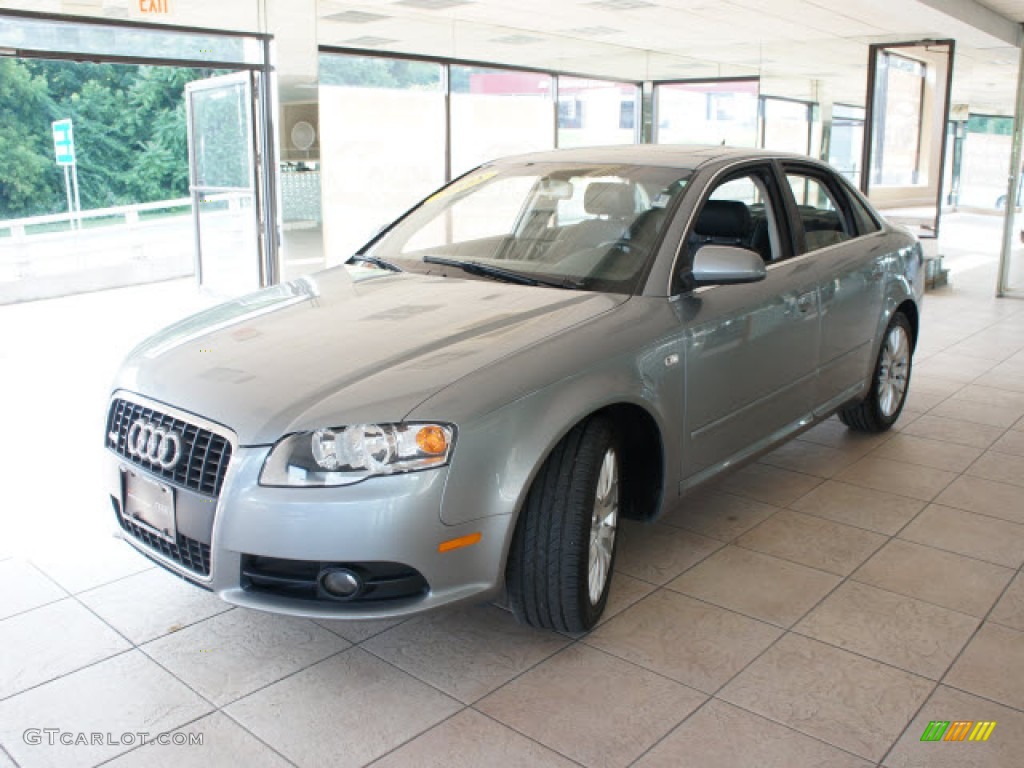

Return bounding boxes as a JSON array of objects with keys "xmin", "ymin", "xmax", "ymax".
[{"xmin": 875, "ymin": 228, "xmax": 925, "ymax": 358}]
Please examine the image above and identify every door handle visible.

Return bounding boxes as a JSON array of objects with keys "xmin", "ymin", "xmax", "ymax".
[{"xmin": 796, "ymin": 292, "xmax": 816, "ymax": 313}]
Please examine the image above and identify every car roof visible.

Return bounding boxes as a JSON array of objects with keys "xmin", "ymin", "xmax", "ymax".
[{"xmin": 489, "ymin": 144, "xmax": 822, "ymax": 171}]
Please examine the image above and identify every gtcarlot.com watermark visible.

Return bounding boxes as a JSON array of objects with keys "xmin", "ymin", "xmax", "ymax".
[{"xmin": 23, "ymin": 729, "xmax": 203, "ymax": 747}]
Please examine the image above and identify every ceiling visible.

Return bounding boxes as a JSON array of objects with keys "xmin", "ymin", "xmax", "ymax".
[
  {"xmin": 315, "ymin": 0, "xmax": 1024, "ymax": 114},
  {"xmin": 1, "ymin": 0, "xmax": 1021, "ymax": 114}
]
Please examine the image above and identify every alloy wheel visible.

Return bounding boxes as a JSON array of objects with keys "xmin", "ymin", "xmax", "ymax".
[
  {"xmin": 588, "ymin": 447, "xmax": 619, "ymax": 605},
  {"xmin": 877, "ymin": 324, "xmax": 910, "ymax": 417}
]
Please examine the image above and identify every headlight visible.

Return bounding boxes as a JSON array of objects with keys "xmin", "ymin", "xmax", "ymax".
[{"xmin": 259, "ymin": 422, "xmax": 455, "ymax": 487}]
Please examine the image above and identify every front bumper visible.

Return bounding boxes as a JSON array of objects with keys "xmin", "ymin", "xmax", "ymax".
[{"xmin": 106, "ymin": 440, "xmax": 512, "ymax": 620}]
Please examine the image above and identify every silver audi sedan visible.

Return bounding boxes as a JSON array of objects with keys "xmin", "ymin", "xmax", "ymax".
[{"xmin": 105, "ymin": 145, "xmax": 922, "ymax": 631}]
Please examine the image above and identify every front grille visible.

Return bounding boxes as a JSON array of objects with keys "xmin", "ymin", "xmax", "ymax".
[
  {"xmin": 107, "ymin": 398, "xmax": 232, "ymax": 496},
  {"xmin": 114, "ymin": 497, "xmax": 212, "ymax": 577},
  {"xmin": 241, "ymin": 556, "xmax": 429, "ymax": 604}
]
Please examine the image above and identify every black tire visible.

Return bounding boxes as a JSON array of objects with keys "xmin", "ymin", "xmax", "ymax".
[
  {"xmin": 838, "ymin": 312, "xmax": 913, "ymax": 433},
  {"xmin": 506, "ymin": 416, "xmax": 619, "ymax": 633}
]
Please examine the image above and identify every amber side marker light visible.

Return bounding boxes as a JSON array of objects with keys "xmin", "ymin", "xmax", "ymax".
[
  {"xmin": 416, "ymin": 425, "xmax": 449, "ymax": 455},
  {"xmin": 438, "ymin": 532, "xmax": 482, "ymax": 553}
]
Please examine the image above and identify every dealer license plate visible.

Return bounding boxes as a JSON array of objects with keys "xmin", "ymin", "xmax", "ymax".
[{"xmin": 122, "ymin": 469, "xmax": 176, "ymax": 542}]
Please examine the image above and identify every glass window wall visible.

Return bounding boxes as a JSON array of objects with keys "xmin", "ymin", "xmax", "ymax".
[
  {"xmin": 450, "ymin": 66, "xmax": 555, "ymax": 177},
  {"xmin": 557, "ymin": 77, "xmax": 639, "ymax": 148},
  {"xmin": 830, "ymin": 104, "xmax": 865, "ymax": 185},
  {"xmin": 761, "ymin": 97, "xmax": 812, "ymax": 155},
  {"xmin": 318, "ymin": 53, "xmax": 446, "ymax": 265},
  {"xmin": 655, "ymin": 79, "xmax": 759, "ymax": 147},
  {"xmin": 958, "ymin": 115, "xmax": 1014, "ymax": 210}
]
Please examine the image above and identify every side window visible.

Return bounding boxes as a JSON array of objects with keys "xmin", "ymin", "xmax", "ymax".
[
  {"xmin": 844, "ymin": 185, "xmax": 882, "ymax": 235},
  {"xmin": 689, "ymin": 172, "xmax": 780, "ymax": 264},
  {"xmin": 786, "ymin": 173, "xmax": 854, "ymax": 252}
]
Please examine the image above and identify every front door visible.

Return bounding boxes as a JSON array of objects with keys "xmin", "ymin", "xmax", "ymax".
[
  {"xmin": 185, "ymin": 71, "xmax": 263, "ymax": 296},
  {"xmin": 678, "ymin": 166, "xmax": 821, "ymax": 488}
]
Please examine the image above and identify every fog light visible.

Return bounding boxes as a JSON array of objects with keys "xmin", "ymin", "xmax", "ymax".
[{"xmin": 319, "ymin": 568, "xmax": 362, "ymax": 598}]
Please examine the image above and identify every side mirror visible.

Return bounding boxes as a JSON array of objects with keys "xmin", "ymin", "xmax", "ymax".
[{"xmin": 691, "ymin": 245, "xmax": 766, "ymax": 286}]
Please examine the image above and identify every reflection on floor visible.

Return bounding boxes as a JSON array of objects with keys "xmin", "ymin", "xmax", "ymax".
[{"xmin": 1, "ymin": 218, "xmax": 1024, "ymax": 767}]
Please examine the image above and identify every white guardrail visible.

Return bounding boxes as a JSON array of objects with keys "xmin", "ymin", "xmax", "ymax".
[
  {"xmin": 0, "ymin": 192, "xmax": 252, "ymax": 240},
  {"xmin": 0, "ymin": 197, "xmax": 194, "ymax": 239},
  {"xmin": 0, "ymin": 193, "xmax": 253, "ymax": 303}
]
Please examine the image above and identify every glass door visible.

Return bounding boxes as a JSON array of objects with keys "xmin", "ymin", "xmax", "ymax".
[
  {"xmin": 186, "ymin": 71, "xmax": 262, "ymax": 296},
  {"xmin": 862, "ymin": 41, "xmax": 954, "ymax": 239}
]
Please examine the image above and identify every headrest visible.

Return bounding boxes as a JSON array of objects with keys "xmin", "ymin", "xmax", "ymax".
[
  {"xmin": 584, "ymin": 182, "xmax": 635, "ymax": 218},
  {"xmin": 695, "ymin": 200, "xmax": 752, "ymax": 238}
]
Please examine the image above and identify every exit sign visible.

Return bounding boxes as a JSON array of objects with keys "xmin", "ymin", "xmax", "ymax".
[{"xmin": 136, "ymin": 0, "xmax": 171, "ymax": 14}]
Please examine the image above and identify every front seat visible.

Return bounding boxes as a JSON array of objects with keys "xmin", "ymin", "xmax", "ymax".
[
  {"xmin": 556, "ymin": 181, "xmax": 637, "ymax": 257},
  {"xmin": 693, "ymin": 199, "xmax": 752, "ymax": 249}
]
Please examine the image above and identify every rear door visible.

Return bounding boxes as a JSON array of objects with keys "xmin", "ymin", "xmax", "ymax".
[
  {"xmin": 678, "ymin": 163, "xmax": 821, "ymax": 487},
  {"xmin": 780, "ymin": 163, "xmax": 886, "ymax": 414}
]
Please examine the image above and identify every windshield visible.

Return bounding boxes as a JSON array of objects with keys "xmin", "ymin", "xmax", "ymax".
[{"xmin": 362, "ymin": 162, "xmax": 692, "ymax": 294}]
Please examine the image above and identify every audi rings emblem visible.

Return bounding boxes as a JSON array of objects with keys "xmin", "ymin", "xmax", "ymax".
[{"xmin": 126, "ymin": 419, "xmax": 183, "ymax": 469}]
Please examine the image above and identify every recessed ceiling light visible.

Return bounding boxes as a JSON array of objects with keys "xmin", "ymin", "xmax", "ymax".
[
  {"xmin": 323, "ymin": 11, "xmax": 391, "ymax": 24},
  {"xmin": 395, "ymin": 0, "xmax": 474, "ymax": 10},
  {"xmin": 562, "ymin": 26, "xmax": 619, "ymax": 36},
  {"xmin": 490, "ymin": 34, "xmax": 544, "ymax": 45},
  {"xmin": 339, "ymin": 36, "xmax": 400, "ymax": 47},
  {"xmin": 587, "ymin": 0, "xmax": 656, "ymax": 10}
]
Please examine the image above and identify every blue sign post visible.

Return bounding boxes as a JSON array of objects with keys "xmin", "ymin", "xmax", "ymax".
[
  {"xmin": 52, "ymin": 119, "xmax": 75, "ymax": 165},
  {"xmin": 52, "ymin": 119, "xmax": 81, "ymax": 229}
]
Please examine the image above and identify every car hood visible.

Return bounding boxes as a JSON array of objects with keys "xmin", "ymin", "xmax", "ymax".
[{"xmin": 113, "ymin": 266, "xmax": 627, "ymax": 444}]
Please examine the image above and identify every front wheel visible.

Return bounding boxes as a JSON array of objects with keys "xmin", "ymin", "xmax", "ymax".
[
  {"xmin": 838, "ymin": 312, "xmax": 913, "ymax": 433},
  {"xmin": 506, "ymin": 417, "xmax": 619, "ymax": 632}
]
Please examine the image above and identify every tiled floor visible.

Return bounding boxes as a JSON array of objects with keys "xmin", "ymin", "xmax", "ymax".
[{"xmin": 2, "ymin": 219, "xmax": 1024, "ymax": 767}]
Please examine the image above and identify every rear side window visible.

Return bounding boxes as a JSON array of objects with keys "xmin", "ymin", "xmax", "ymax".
[
  {"xmin": 843, "ymin": 183, "xmax": 882, "ymax": 234},
  {"xmin": 785, "ymin": 173, "xmax": 854, "ymax": 252}
]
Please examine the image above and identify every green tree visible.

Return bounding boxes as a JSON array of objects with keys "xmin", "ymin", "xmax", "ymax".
[
  {"xmin": 1, "ymin": 59, "xmax": 214, "ymax": 218},
  {"xmin": 63, "ymin": 78, "xmax": 134, "ymax": 208},
  {"xmin": 320, "ymin": 55, "xmax": 440, "ymax": 90},
  {"xmin": 0, "ymin": 58, "xmax": 61, "ymax": 218},
  {"xmin": 966, "ymin": 115, "xmax": 1012, "ymax": 136},
  {"xmin": 123, "ymin": 66, "xmax": 211, "ymax": 202}
]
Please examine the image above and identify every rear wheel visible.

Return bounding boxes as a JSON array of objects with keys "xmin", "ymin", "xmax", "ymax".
[
  {"xmin": 506, "ymin": 417, "xmax": 619, "ymax": 632},
  {"xmin": 838, "ymin": 312, "xmax": 913, "ymax": 432}
]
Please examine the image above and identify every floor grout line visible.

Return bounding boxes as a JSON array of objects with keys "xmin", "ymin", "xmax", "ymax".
[
  {"xmin": 876, "ymin": 557, "xmax": 1024, "ymax": 766},
  {"xmin": 8, "ymin": 270, "xmax": 1024, "ymax": 767},
  {"xmin": 0, "ymin": 742, "xmax": 19, "ymax": 768}
]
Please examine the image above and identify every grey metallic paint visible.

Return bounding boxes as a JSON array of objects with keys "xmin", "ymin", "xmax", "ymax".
[{"xmin": 106, "ymin": 146, "xmax": 923, "ymax": 619}]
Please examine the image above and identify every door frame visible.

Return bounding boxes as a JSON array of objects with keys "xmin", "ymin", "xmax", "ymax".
[{"xmin": 185, "ymin": 71, "xmax": 262, "ymax": 290}]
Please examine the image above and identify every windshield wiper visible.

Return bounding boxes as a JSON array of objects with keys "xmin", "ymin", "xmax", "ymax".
[
  {"xmin": 422, "ymin": 255, "xmax": 579, "ymax": 289},
  {"xmin": 348, "ymin": 255, "xmax": 402, "ymax": 272}
]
